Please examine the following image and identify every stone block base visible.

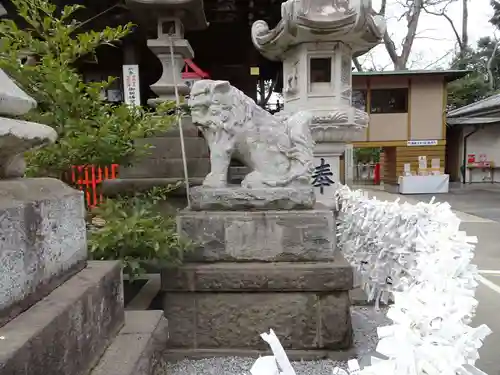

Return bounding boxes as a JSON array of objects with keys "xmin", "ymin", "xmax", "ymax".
[
  {"xmin": 189, "ymin": 186, "xmax": 315, "ymax": 211},
  {"xmin": 163, "ymin": 291, "xmax": 352, "ymax": 351},
  {"xmin": 161, "ymin": 258, "xmax": 354, "ymax": 353},
  {"xmin": 161, "ymin": 258, "xmax": 353, "ymax": 292},
  {"xmin": 179, "ymin": 209, "xmax": 336, "ymax": 262},
  {"xmin": 0, "ymin": 261, "xmax": 124, "ymax": 375},
  {"xmin": 0, "ymin": 178, "xmax": 87, "ymax": 327}
]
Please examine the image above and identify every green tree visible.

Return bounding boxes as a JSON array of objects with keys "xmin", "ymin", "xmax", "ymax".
[{"xmin": 447, "ymin": 38, "xmax": 499, "ymax": 109}]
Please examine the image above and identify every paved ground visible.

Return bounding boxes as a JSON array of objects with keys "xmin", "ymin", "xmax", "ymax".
[
  {"xmin": 356, "ymin": 185, "xmax": 500, "ymax": 375},
  {"xmin": 411, "ymin": 184, "xmax": 500, "ymax": 222}
]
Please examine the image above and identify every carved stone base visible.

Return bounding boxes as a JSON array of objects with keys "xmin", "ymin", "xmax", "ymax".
[
  {"xmin": 178, "ymin": 209, "xmax": 336, "ymax": 262},
  {"xmin": 189, "ymin": 186, "xmax": 316, "ymax": 211}
]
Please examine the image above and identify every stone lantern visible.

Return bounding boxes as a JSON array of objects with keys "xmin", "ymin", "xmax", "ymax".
[
  {"xmin": 251, "ymin": 0, "xmax": 385, "ymax": 205},
  {"xmin": 125, "ymin": 0, "xmax": 208, "ymax": 106}
]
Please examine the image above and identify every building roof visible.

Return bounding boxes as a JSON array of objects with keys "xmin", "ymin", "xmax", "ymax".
[
  {"xmin": 446, "ymin": 93, "xmax": 500, "ymax": 127},
  {"xmin": 353, "ymin": 69, "xmax": 470, "ymax": 83},
  {"xmin": 447, "ymin": 93, "xmax": 500, "ymax": 118}
]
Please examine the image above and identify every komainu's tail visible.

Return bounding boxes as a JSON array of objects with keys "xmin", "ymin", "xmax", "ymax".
[{"xmin": 268, "ymin": 110, "xmax": 315, "ymax": 187}]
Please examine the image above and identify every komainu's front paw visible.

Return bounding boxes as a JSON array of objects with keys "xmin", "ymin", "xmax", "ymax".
[{"xmin": 202, "ymin": 172, "xmax": 227, "ymax": 188}]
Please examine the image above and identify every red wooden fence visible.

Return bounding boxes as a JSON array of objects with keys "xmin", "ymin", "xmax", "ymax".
[{"xmin": 69, "ymin": 164, "xmax": 119, "ymax": 208}]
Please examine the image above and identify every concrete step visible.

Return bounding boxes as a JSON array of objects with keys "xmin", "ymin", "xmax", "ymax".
[
  {"xmin": 120, "ymin": 158, "xmax": 210, "ymax": 179},
  {"xmin": 161, "ymin": 117, "xmax": 201, "ymax": 138},
  {"xmin": 90, "ymin": 310, "xmax": 169, "ymax": 375},
  {"xmin": 101, "ymin": 177, "xmax": 204, "ymax": 197},
  {"xmin": 136, "ymin": 137, "xmax": 209, "ymax": 159},
  {"xmin": 0, "ymin": 261, "xmax": 124, "ymax": 375}
]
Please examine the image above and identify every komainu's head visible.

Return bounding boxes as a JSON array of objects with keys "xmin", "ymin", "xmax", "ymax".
[{"xmin": 188, "ymin": 80, "xmax": 235, "ymax": 131}]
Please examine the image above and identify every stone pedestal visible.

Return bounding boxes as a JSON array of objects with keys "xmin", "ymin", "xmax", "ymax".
[
  {"xmin": 0, "ymin": 178, "xmax": 87, "ymax": 327},
  {"xmin": 161, "ymin": 186, "xmax": 354, "ymax": 357}
]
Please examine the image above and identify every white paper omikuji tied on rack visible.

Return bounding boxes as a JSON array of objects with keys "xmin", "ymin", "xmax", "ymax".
[
  {"xmin": 250, "ymin": 329, "xmax": 296, "ymax": 375},
  {"xmin": 333, "ymin": 186, "xmax": 492, "ymax": 375},
  {"xmin": 251, "ymin": 356, "xmax": 280, "ymax": 375}
]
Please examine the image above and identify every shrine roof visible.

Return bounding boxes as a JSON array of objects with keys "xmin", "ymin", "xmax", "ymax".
[{"xmin": 353, "ymin": 69, "xmax": 470, "ymax": 83}]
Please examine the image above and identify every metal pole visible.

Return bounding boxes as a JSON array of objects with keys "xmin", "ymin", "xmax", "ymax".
[{"xmin": 168, "ymin": 33, "xmax": 191, "ymax": 208}]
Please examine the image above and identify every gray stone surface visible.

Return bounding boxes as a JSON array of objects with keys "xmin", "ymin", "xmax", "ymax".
[
  {"xmin": 120, "ymin": 157, "xmax": 210, "ymax": 179},
  {"xmin": 0, "ymin": 261, "xmax": 124, "ymax": 375},
  {"xmin": 0, "ymin": 68, "xmax": 36, "ymax": 116},
  {"xmin": 134, "ymin": 137, "xmax": 209, "ymax": 159},
  {"xmin": 178, "ymin": 209, "xmax": 336, "ymax": 262},
  {"xmin": 0, "ymin": 178, "xmax": 87, "ymax": 327},
  {"xmin": 102, "ymin": 177, "xmax": 204, "ymax": 198},
  {"xmin": 163, "ymin": 291, "xmax": 351, "ymax": 350},
  {"xmin": 0, "ymin": 118, "xmax": 57, "ymax": 178},
  {"xmin": 189, "ymin": 186, "xmax": 316, "ymax": 210},
  {"xmin": 0, "ymin": 69, "xmax": 58, "ymax": 178},
  {"xmin": 91, "ymin": 310, "xmax": 169, "ymax": 375},
  {"xmin": 161, "ymin": 257, "xmax": 353, "ymax": 292}
]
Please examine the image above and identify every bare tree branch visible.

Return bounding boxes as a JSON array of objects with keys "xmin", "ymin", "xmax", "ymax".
[
  {"xmin": 376, "ymin": 0, "xmax": 424, "ymax": 70},
  {"xmin": 422, "ymin": 49, "xmax": 455, "ymax": 69},
  {"xmin": 352, "ymin": 57, "xmax": 363, "ymax": 71},
  {"xmin": 462, "ymin": 0, "xmax": 468, "ymax": 49},
  {"xmin": 423, "ymin": 3, "xmax": 463, "ymax": 51}
]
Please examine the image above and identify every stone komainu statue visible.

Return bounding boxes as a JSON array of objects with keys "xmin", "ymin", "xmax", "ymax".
[{"xmin": 188, "ymin": 80, "xmax": 315, "ymax": 188}]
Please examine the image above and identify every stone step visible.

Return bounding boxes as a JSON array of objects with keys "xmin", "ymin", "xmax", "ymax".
[
  {"xmin": 102, "ymin": 177, "xmax": 205, "ymax": 197},
  {"xmin": 90, "ymin": 310, "xmax": 169, "ymax": 375},
  {"xmin": 0, "ymin": 261, "xmax": 124, "ymax": 375},
  {"xmin": 120, "ymin": 158, "xmax": 210, "ymax": 179},
  {"xmin": 161, "ymin": 258, "xmax": 353, "ymax": 292},
  {"xmin": 161, "ymin": 117, "xmax": 201, "ymax": 138},
  {"xmin": 136, "ymin": 137, "xmax": 209, "ymax": 159}
]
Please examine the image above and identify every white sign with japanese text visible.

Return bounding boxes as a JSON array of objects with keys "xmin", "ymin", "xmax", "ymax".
[
  {"xmin": 407, "ymin": 140, "xmax": 438, "ymax": 147},
  {"xmin": 122, "ymin": 64, "xmax": 140, "ymax": 106}
]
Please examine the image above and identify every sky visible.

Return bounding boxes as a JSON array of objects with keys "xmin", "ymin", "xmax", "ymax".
[{"xmin": 358, "ymin": 0, "xmax": 498, "ymax": 70}]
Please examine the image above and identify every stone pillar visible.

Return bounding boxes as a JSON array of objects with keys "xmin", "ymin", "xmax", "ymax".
[{"xmin": 281, "ymin": 42, "xmax": 360, "ymax": 204}]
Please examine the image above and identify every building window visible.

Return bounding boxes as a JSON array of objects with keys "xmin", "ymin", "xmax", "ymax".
[
  {"xmin": 352, "ymin": 89, "xmax": 367, "ymax": 111},
  {"xmin": 310, "ymin": 58, "xmax": 331, "ymax": 83},
  {"xmin": 370, "ymin": 88, "xmax": 408, "ymax": 114}
]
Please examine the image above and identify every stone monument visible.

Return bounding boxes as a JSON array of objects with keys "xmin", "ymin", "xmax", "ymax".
[
  {"xmin": 0, "ymin": 69, "xmax": 167, "ymax": 375},
  {"xmin": 251, "ymin": 0, "xmax": 386, "ymax": 205},
  {"xmin": 160, "ymin": 79, "xmax": 354, "ymax": 358}
]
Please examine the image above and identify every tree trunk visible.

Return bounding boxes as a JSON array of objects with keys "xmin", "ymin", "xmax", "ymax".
[{"xmin": 461, "ymin": 0, "xmax": 468, "ymax": 56}]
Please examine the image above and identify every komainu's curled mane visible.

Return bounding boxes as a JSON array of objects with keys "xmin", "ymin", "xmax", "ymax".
[{"xmin": 188, "ymin": 79, "xmax": 315, "ymax": 188}]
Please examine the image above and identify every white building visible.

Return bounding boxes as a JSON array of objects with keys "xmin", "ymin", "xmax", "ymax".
[{"xmin": 447, "ymin": 94, "xmax": 500, "ymax": 184}]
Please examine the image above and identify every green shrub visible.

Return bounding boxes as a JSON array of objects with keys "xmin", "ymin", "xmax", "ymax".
[{"xmin": 88, "ymin": 186, "xmax": 193, "ymax": 280}]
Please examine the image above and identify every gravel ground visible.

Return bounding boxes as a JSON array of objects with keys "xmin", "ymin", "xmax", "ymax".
[{"xmin": 165, "ymin": 305, "xmax": 390, "ymax": 375}]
